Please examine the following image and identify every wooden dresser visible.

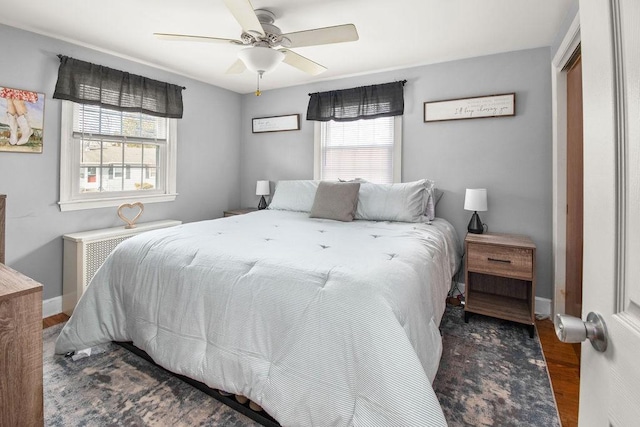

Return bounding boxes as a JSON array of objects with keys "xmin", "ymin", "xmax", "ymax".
[
  {"xmin": 0, "ymin": 195, "xmax": 44, "ymax": 426},
  {"xmin": 0, "ymin": 194, "xmax": 5, "ymax": 264},
  {"xmin": 0, "ymin": 264, "xmax": 44, "ymax": 426}
]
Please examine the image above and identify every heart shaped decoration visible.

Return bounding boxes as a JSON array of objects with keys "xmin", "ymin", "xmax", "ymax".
[{"xmin": 117, "ymin": 202, "xmax": 144, "ymax": 229}]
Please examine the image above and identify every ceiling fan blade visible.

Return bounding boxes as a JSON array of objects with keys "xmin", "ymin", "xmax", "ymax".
[
  {"xmin": 223, "ymin": 0, "xmax": 264, "ymax": 36},
  {"xmin": 279, "ymin": 49, "xmax": 327, "ymax": 76},
  {"xmin": 154, "ymin": 33, "xmax": 241, "ymax": 44},
  {"xmin": 282, "ymin": 24, "xmax": 358, "ymax": 48},
  {"xmin": 225, "ymin": 59, "xmax": 247, "ymax": 74}
]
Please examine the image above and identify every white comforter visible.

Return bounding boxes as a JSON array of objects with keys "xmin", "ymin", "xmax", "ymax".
[{"xmin": 56, "ymin": 210, "xmax": 460, "ymax": 426}]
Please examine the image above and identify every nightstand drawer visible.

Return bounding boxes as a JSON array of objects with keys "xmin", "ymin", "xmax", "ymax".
[{"xmin": 467, "ymin": 242, "xmax": 533, "ymax": 280}]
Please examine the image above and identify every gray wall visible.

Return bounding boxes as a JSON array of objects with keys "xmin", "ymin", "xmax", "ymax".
[
  {"xmin": 0, "ymin": 22, "xmax": 554, "ymax": 302},
  {"xmin": 0, "ymin": 24, "xmax": 242, "ymax": 300},
  {"xmin": 240, "ymin": 47, "xmax": 554, "ymax": 299}
]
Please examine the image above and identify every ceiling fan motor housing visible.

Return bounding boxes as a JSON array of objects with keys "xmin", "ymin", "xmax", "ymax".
[{"xmin": 244, "ymin": 10, "xmax": 290, "ymax": 48}]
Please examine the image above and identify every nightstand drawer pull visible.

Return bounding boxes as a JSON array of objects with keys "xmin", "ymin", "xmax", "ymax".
[{"xmin": 488, "ymin": 257, "xmax": 512, "ymax": 264}]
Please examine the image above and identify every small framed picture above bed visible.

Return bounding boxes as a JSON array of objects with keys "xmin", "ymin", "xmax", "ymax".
[
  {"xmin": 252, "ymin": 114, "xmax": 300, "ymax": 133},
  {"xmin": 424, "ymin": 93, "xmax": 515, "ymax": 122}
]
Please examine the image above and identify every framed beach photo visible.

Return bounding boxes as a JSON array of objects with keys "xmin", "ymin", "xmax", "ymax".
[{"xmin": 0, "ymin": 86, "xmax": 45, "ymax": 153}]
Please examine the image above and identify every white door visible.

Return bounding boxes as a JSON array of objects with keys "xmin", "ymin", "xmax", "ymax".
[{"xmin": 579, "ymin": 0, "xmax": 640, "ymax": 425}]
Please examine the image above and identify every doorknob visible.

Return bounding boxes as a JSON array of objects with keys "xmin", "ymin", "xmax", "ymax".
[{"xmin": 554, "ymin": 312, "xmax": 608, "ymax": 352}]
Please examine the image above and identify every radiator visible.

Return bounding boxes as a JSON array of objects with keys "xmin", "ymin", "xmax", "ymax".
[{"xmin": 62, "ymin": 220, "xmax": 181, "ymax": 315}]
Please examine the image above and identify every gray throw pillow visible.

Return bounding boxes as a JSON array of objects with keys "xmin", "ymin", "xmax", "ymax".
[{"xmin": 309, "ymin": 181, "xmax": 361, "ymax": 222}]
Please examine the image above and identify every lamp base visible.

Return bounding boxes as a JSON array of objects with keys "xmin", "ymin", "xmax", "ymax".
[
  {"xmin": 467, "ymin": 211, "xmax": 484, "ymax": 234},
  {"xmin": 258, "ymin": 195, "xmax": 267, "ymax": 210}
]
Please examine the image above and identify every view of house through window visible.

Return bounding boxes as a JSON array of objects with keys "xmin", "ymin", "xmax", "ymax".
[
  {"xmin": 73, "ymin": 104, "xmax": 165, "ymax": 194},
  {"xmin": 318, "ymin": 116, "xmax": 400, "ymax": 183}
]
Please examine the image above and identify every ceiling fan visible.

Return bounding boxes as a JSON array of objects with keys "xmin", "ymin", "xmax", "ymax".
[{"xmin": 154, "ymin": 0, "xmax": 359, "ymax": 94}]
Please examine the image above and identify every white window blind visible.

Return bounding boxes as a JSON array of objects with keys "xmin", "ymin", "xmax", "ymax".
[
  {"xmin": 73, "ymin": 104, "xmax": 167, "ymax": 140},
  {"xmin": 318, "ymin": 116, "xmax": 400, "ymax": 183},
  {"xmin": 58, "ymin": 101, "xmax": 177, "ymax": 211},
  {"xmin": 73, "ymin": 104, "xmax": 166, "ymax": 194}
]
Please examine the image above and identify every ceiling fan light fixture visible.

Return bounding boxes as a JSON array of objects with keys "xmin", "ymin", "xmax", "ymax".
[{"xmin": 238, "ymin": 46, "xmax": 284, "ymax": 73}]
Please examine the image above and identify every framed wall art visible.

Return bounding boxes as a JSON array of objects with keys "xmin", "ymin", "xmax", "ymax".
[
  {"xmin": 252, "ymin": 114, "xmax": 300, "ymax": 133},
  {"xmin": 0, "ymin": 86, "xmax": 45, "ymax": 153},
  {"xmin": 424, "ymin": 93, "xmax": 515, "ymax": 122}
]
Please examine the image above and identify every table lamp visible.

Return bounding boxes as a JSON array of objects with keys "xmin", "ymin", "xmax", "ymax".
[
  {"xmin": 256, "ymin": 180, "xmax": 270, "ymax": 210},
  {"xmin": 464, "ymin": 188, "xmax": 487, "ymax": 234}
]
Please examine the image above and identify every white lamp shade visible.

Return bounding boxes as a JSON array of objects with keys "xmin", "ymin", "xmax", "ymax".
[
  {"xmin": 464, "ymin": 188, "xmax": 488, "ymax": 212},
  {"xmin": 238, "ymin": 47, "xmax": 284, "ymax": 73},
  {"xmin": 256, "ymin": 180, "xmax": 270, "ymax": 196}
]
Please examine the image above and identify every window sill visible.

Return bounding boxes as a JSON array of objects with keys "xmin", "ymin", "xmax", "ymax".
[{"xmin": 58, "ymin": 193, "xmax": 178, "ymax": 212}]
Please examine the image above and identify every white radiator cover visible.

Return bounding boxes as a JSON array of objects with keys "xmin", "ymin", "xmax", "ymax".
[{"xmin": 62, "ymin": 220, "xmax": 181, "ymax": 316}]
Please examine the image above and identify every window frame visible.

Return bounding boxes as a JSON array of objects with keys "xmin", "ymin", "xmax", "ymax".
[
  {"xmin": 58, "ymin": 101, "xmax": 177, "ymax": 212},
  {"xmin": 313, "ymin": 116, "xmax": 403, "ymax": 183}
]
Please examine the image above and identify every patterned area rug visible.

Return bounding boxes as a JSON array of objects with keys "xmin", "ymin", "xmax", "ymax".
[
  {"xmin": 43, "ymin": 325, "xmax": 259, "ymax": 427},
  {"xmin": 434, "ymin": 305, "xmax": 560, "ymax": 426},
  {"xmin": 43, "ymin": 305, "xmax": 559, "ymax": 426}
]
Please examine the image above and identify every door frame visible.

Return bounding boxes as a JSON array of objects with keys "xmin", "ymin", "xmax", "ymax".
[{"xmin": 551, "ymin": 13, "xmax": 581, "ymax": 318}]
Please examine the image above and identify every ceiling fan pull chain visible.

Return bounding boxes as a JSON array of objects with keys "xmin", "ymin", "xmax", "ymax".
[{"xmin": 255, "ymin": 70, "xmax": 263, "ymax": 96}]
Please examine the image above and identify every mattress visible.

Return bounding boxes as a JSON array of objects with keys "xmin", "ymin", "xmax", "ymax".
[{"xmin": 56, "ymin": 209, "xmax": 460, "ymax": 426}]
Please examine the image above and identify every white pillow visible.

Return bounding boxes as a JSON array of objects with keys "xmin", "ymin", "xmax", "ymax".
[
  {"xmin": 356, "ymin": 180, "xmax": 427, "ymax": 222},
  {"xmin": 268, "ymin": 180, "xmax": 319, "ymax": 212}
]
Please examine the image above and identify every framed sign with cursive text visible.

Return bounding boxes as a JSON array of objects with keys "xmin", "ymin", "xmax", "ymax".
[
  {"xmin": 252, "ymin": 114, "xmax": 300, "ymax": 133},
  {"xmin": 423, "ymin": 93, "xmax": 515, "ymax": 122}
]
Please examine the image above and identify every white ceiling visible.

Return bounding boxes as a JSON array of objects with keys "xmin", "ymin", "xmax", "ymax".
[{"xmin": 0, "ymin": 0, "xmax": 572, "ymax": 94}]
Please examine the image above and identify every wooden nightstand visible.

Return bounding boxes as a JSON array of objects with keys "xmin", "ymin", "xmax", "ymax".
[
  {"xmin": 223, "ymin": 208, "xmax": 259, "ymax": 217},
  {"xmin": 464, "ymin": 232, "xmax": 536, "ymax": 337}
]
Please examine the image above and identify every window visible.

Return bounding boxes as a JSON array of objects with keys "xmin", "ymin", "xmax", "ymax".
[
  {"xmin": 314, "ymin": 116, "xmax": 402, "ymax": 183},
  {"xmin": 59, "ymin": 102, "xmax": 177, "ymax": 211}
]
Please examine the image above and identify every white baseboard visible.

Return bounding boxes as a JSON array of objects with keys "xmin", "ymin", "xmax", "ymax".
[
  {"xmin": 43, "ymin": 296, "xmax": 62, "ymax": 318},
  {"xmin": 454, "ymin": 283, "xmax": 552, "ymax": 318},
  {"xmin": 535, "ymin": 297, "xmax": 552, "ymax": 318}
]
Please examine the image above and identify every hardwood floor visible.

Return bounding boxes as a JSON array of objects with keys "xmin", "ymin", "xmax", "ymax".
[
  {"xmin": 537, "ymin": 318, "xmax": 580, "ymax": 427},
  {"xmin": 42, "ymin": 314, "xmax": 580, "ymax": 426},
  {"xmin": 43, "ymin": 313, "xmax": 69, "ymax": 329}
]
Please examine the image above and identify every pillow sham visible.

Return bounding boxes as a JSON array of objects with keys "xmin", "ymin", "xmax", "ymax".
[
  {"xmin": 424, "ymin": 180, "xmax": 436, "ymax": 221},
  {"xmin": 434, "ymin": 189, "xmax": 444, "ymax": 205},
  {"xmin": 309, "ymin": 181, "xmax": 361, "ymax": 222},
  {"xmin": 355, "ymin": 180, "xmax": 427, "ymax": 222},
  {"xmin": 268, "ymin": 180, "xmax": 319, "ymax": 212}
]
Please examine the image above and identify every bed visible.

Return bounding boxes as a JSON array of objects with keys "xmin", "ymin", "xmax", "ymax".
[{"xmin": 55, "ymin": 180, "xmax": 460, "ymax": 426}]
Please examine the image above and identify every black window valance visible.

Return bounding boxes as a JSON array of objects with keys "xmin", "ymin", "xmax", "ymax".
[
  {"xmin": 306, "ymin": 80, "xmax": 405, "ymax": 122},
  {"xmin": 53, "ymin": 55, "xmax": 185, "ymax": 119}
]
